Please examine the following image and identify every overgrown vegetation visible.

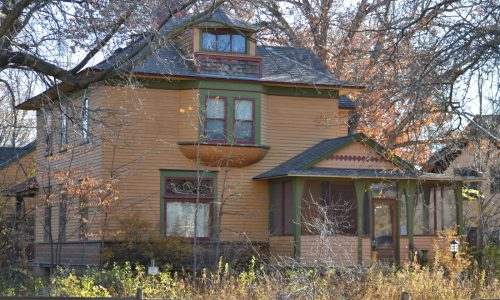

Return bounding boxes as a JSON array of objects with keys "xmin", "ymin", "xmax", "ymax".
[{"xmin": 2, "ymin": 245, "xmax": 499, "ymax": 299}]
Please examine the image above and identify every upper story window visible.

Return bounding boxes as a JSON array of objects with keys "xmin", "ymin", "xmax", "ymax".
[
  {"xmin": 234, "ymin": 99, "xmax": 254, "ymax": 143},
  {"xmin": 60, "ymin": 108, "xmax": 67, "ymax": 147},
  {"xmin": 205, "ymin": 96, "xmax": 226, "ymax": 142},
  {"xmin": 203, "ymin": 95, "xmax": 256, "ymax": 144},
  {"xmin": 44, "ymin": 112, "xmax": 52, "ymax": 155},
  {"xmin": 82, "ymin": 97, "xmax": 89, "ymax": 142},
  {"xmin": 202, "ymin": 30, "xmax": 246, "ymax": 54}
]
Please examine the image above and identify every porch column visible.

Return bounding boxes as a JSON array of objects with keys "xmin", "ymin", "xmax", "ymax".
[
  {"xmin": 455, "ymin": 183, "xmax": 465, "ymax": 236},
  {"xmin": 354, "ymin": 180, "xmax": 367, "ymax": 265},
  {"xmin": 292, "ymin": 178, "xmax": 304, "ymax": 262}
]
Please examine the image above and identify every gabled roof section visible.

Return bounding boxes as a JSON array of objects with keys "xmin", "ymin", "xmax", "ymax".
[
  {"xmin": 1, "ymin": 176, "xmax": 38, "ymax": 197},
  {"xmin": 427, "ymin": 115, "xmax": 499, "ymax": 173},
  {"xmin": 196, "ymin": 8, "xmax": 258, "ymax": 31},
  {"xmin": 254, "ymin": 133, "xmax": 415, "ymax": 180},
  {"xmin": 0, "ymin": 141, "xmax": 36, "ymax": 170}
]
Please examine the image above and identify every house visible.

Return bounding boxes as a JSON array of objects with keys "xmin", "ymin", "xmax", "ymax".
[
  {"xmin": 0, "ymin": 141, "xmax": 37, "ymax": 264},
  {"xmin": 15, "ymin": 9, "xmax": 471, "ymax": 268},
  {"xmin": 0, "ymin": 141, "xmax": 37, "ymax": 218},
  {"xmin": 427, "ymin": 115, "xmax": 499, "ymax": 249}
]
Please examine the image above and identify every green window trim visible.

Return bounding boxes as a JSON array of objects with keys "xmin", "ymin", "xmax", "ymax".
[
  {"xmin": 160, "ymin": 170, "xmax": 219, "ymax": 240},
  {"xmin": 199, "ymin": 90, "xmax": 261, "ymax": 145}
]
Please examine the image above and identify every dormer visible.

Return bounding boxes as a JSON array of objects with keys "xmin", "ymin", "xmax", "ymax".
[{"xmin": 173, "ymin": 9, "xmax": 261, "ymax": 78}]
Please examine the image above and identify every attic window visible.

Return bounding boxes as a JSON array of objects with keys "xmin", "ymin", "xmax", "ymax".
[{"xmin": 202, "ymin": 30, "xmax": 246, "ymax": 54}]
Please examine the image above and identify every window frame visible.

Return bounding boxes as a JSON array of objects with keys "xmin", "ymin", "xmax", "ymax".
[
  {"xmin": 82, "ymin": 97, "xmax": 89, "ymax": 142},
  {"xmin": 201, "ymin": 30, "xmax": 247, "ymax": 54},
  {"xmin": 60, "ymin": 108, "xmax": 68, "ymax": 148},
  {"xmin": 163, "ymin": 176, "xmax": 215, "ymax": 240},
  {"xmin": 233, "ymin": 98, "xmax": 255, "ymax": 144},
  {"xmin": 204, "ymin": 96, "xmax": 227, "ymax": 143},
  {"xmin": 44, "ymin": 112, "xmax": 53, "ymax": 156}
]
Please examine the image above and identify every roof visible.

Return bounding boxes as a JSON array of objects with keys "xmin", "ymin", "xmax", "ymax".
[
  {"xmin": 17, "ymin": 9, "xmax": 362, "ymax": 110},
  {"xmin": 0, "ymin": 141, "xmax": 36, "ymax": 169},
  {"xmin": 254, "ymin": 133, "xmax": 415, "ymax": 180},
  {"xmin": 196, "ymin": 8, "xmax": 258, "ymax": 31},
  {"xmin": 427, "ymin": 115, "xmax": 499, "ymax": 173},
  {"xmin": 1, "ymin": 177, "xmax": 38, "ymax": 197},
  {"xmin": 92, "ymin": 44, "xmax": 362, "ymax": 88},
  {"xmin": 91, "ymin": 9, "xmax": 362, "ymax": 88}
]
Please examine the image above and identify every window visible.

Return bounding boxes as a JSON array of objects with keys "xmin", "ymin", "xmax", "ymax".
[
  {"xmin": 82, "ymin": 97, "xmax": 89, "ymax": 142},
  {"xmin": 438, "ymin": 186, "xmax": 457, "ymax": 230},
  {"xmin": 202, "ymin": 30, "xmax": 246, "ymax": 53},
  {"xmin": 58, "ymin": 184, "xmax": 67, "ymax": 242},
  {"xmin": 234, "ymin": 99, "xmax": 254, "ymax": 143},
  {"xmin": 202, "ymin": 95, "xmax": 258, "ymax": 144},
  {"xmin": 270, "ymin": 181, "xmax": 293, "ymax": 236},
  {"xmin": 163, "ymin": 177, "xmax": 214, "ymax": 238},
  {"xmin": 205, "ymin": 96, "xmax": 226, "ymax": 142},
  {"xmin": 44, "ymin": 112, "xmax": 52, "ymax": 155},
  {"xmin": 491, "ymin": 167, "xmax": 500, "ymax": 194},
  {"xmin": 413, "ymin": 187, "xmax": 435, "ymax": 235},
  {"xmin": 60, "ymin": 109, "xmax": 67, "ymax": 147}
]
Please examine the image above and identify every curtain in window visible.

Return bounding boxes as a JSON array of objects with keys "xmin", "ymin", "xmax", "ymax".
[{"xmin": 166, "ymin": 202, "xmax": 210, "ymax": 238}]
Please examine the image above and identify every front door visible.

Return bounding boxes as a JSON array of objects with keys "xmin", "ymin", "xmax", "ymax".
[{"xmin": 372, "ymin": 199, "xmax": 397, "ymax": 262}]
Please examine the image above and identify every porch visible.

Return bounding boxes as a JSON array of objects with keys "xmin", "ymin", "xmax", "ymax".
[
  {"xmin": 255, "ymin": 134, "xmax": 472, "ymax": 266},
  {"xmin": 267, "ymin": 176, "xmax": 465, "ymax": 266}
]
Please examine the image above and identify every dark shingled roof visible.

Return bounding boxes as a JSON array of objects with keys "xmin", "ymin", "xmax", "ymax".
[
  {"xmin": 427, "ymin": 115, "xmax": 499, "ymax": 173},
  {"xmin": 1, "ymin": 177, "xmax": 38, "ymax": 196},
  {"xmin": 254, "ymin": 133, "xmax": 415, "ymax": 180},
  {"xmin": 197, "ymin": 8, "xmax": 258, "ymax": 31},
  {"xmin": 93, "ymin": 10, "xmax": 362, "ymax": 89},
  {"xmin": 0, "ymin": 141, "xmax": 36, "ymax": 169}
]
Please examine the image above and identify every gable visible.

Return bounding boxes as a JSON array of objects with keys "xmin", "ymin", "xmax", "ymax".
[{"xmin": 314, "ymin": 141, "xmax": 398, "ymax": 170}]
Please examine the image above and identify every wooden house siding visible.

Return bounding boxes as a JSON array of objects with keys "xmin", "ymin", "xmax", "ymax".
[
  {"xmin": 33, "ymin": 82, "xmax": 349, "ymax": 258},
  {"xmin": 35, "ymin": 87, "xmax": 105, "ymax": 243},
  {"xmin": 300, "ymin": 235, "xmax": 359, "ymax": 266},
  {"xmin": 95, "ymin": 86, "xmax": 346, "ymax": 242},
  {"xmin": 173, "ymin": 28, "xmax": 194, "ymax": 56},
  {"xmin": 0, "ymin": 150, "xmax": 35, "ymax": 216},
  {"xmin": 400, "ymin": 236, "xmax": 437, "ymax": 264},
  {"xmin": 269, "ymin": 236, "xmax": 294, "ymax": 258}
]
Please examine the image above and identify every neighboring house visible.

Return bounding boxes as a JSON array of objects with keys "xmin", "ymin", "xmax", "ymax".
[
  {"xmin": 427, "ymin": 115, "xmax": 499, "ymax": 248},
  {"xmin": 0, "ymin": 141, "xmax": 37, "ymax": 264},
  {"xmin": 0, "ymin": 141, "xmax": 37, "ymax": 217},
  {"xmin": 16, "ymin": 9, "xmax": 470, "ymax": 268}
]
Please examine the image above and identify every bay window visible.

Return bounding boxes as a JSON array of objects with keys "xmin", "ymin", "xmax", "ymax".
[{"xmin": 163, "ymin": 176, "xmax": 215, "ymax": 238}]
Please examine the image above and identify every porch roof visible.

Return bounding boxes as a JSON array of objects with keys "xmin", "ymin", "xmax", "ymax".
[
  {"xmin": 254, "ymin": 133, "xmax": 415, "ymax": 180},
  {"xmin": 254, "ymin": 133, "xmax": 481, "ymax": 182}
]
